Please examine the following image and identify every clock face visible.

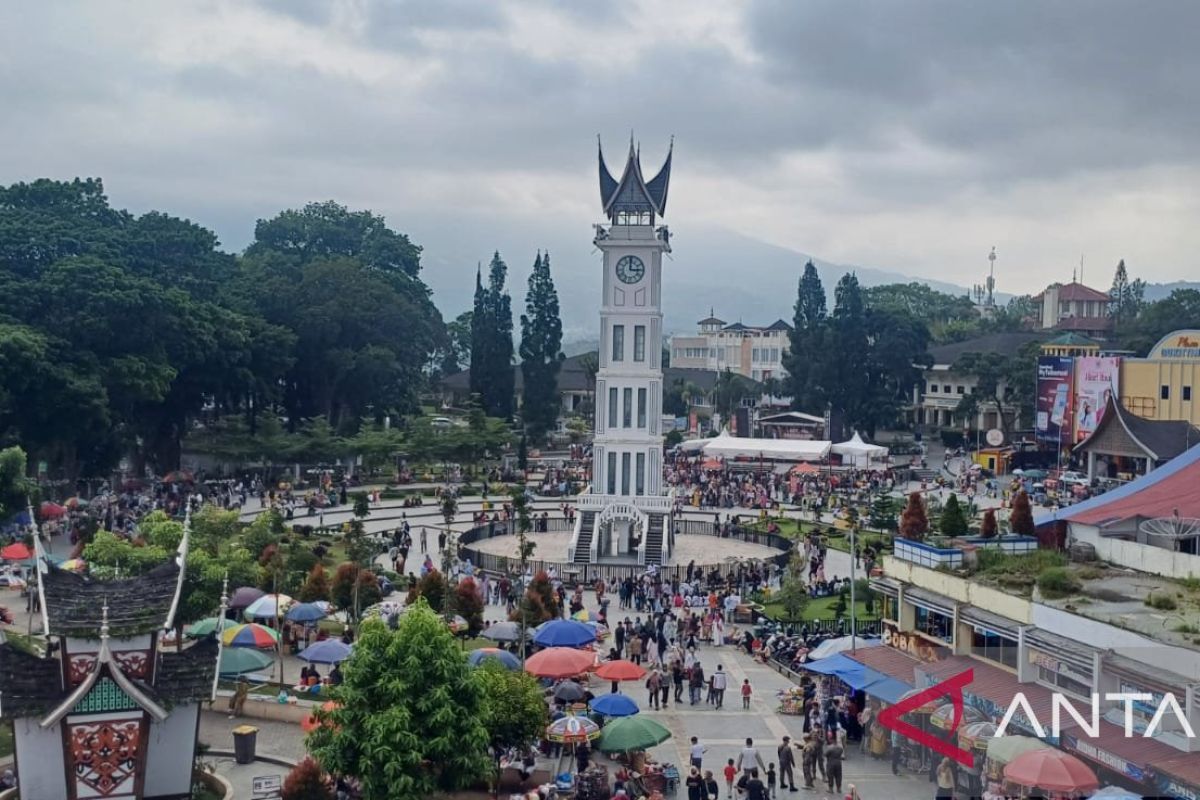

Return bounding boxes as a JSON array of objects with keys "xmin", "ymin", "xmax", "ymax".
[{"xmin": 615, "ymin": 255, "xmax": 645, "ymax": 284}]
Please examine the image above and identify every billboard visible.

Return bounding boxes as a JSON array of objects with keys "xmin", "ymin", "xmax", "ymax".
[
  {"xmin": 1035, "ymin": 356, "xmax": 1074, "ymax": 445},
  {"xmin": 1074, "ymin": 356, "xmax": 1121, "ymax": 442}
]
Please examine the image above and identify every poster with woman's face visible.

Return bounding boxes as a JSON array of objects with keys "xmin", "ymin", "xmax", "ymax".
[{"xmin": 1074, "ymin": 357, "xmax": 1121, "ymax": 442}]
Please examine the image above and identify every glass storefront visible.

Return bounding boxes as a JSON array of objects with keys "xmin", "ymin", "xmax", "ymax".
[
  {"xmin": 971, "ymin": 626, "xmax": 1018, "ymax": 669},
  {"xmin": 913, "ymin": 605, "xmax": 954, "ymax": 642}
]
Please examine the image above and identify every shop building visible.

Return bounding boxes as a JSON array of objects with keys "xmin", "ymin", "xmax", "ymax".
[{"xmin": 1119, "ymin": 329, "xmax": 1200, "ymax": 425}]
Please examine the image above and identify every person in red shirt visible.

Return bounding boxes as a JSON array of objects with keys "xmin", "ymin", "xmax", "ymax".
[
  {"xmin": 723, "ymin": 759, "xmax": 737, "ymax": 798},
  {"xmin": 741, "ymin": 678, "xmax": 753, "ymax": 709}
]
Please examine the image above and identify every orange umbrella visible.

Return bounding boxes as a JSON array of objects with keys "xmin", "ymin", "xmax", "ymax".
[
  {"xmin": 595, "ymin": 659, "xmax": 646, "ymax": 682},
  {"xmin": 791, "ymin": 463, "xmax": 820, "ymax": 475},
  {"xmin": 39, "ymin": 502, "xmax": 66, "ymax": 519},
  {"xmin": 701, "ymin": 458, "xmax": 723, "ymax": 470},
  {"xmin": 0, "ymin": 542, "xmax": 32, "ymax": 561},
  {"xmin": 525, "ymin": 647, "xmax": 595, "ymax": 679},
  {"xmin": 300, "ymin": 701, "xmax": 340, "ymax": 733}
]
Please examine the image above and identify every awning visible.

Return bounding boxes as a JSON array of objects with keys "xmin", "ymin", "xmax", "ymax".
[
  {"xmin": 863, "ymin": 674, "xmax": 911, "ymax": 704},
  {"xmin": 843, "ymin": 644, "xmax": 923, "ymax": 685},
  {"xmin": 918, "ymin": 656, "xmax": 1076, "ymax": 738},
  {"xmin": 1063, "ymin": 719, "xmax": 1190, "ymax": 787},
  {"xmin": 1153, "ymin": 750, "xmax": 1200, "ymax": 799},
  {"xmin": 803, "ymin": 653, "xmax": 912, "ymax": 700}
]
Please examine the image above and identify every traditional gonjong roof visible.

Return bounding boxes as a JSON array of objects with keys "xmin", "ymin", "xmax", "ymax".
[
  {"xmin": 598, "ymin": 136, "xmax": 672, "ymax": 220},
  {"xmin": 0, "ymin": 640, "xmax": 65, "ymax": 716},
  {"xmin": 42, "ymin": 559, "xmax": 181, "ymax": 638},
  {"xmin": 156, "ymin": 637, "xmax": 218, "ymax": 706}
]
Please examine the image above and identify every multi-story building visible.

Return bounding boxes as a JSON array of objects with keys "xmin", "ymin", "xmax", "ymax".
[
  {"xmin": 1034, "ymin": 280, "xmax": 1114, "ymax": 340},
  {"xmin": 669, "ymin": 313, "xmax": 792, "ymax": 382}
]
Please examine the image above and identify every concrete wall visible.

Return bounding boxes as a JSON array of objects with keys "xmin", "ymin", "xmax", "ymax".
[
  {"xmin": 1072, "ymin": 523, "xmax": 1200, "ymax": 579},
  {"xmin": 1030, "ymin": 603, "xmax": 1200, "ymax": 681},
  {"xmin": 13, "ymin": 718, "xmax": 66, "ymax": 800},
  {"xmin": 143, "ymin": 705, "xmax": 200, "ymax": 798},
  {"xmin": 883, "ymin": 556, "xmax": 1034, "ymax": 624}
]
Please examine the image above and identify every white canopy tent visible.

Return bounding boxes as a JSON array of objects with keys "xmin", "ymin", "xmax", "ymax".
[
  {"xmin": 701, "ymin": 431, "xmax": 831, "ymax": 462},
  {"xmin": 676, "ymin": 437, "xmax": 712, "ymax": 454},
  {"xmin": 830, "ymin": 433, "xmax": 889, "ymax": 468}
]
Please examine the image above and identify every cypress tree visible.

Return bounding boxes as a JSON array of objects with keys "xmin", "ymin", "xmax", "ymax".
[
  {"xmin": 899, "ymin": 491, "xmax": 929, "ymax": 541},
  {"xmin": 469, "ymin": 264, "xmax": 489, "ymax": 403},
  {"xmin": 487, "ymin": 252, "xmax": 515, "ymax": 419},
  {"xmin": 829, "ymin": 273, "xmax": 869, "ymax": 439},
  {"xmin": 519, "ymin": 251, "xmax": 564, "ymax": 441},
  {"xmin": 939, "ymin": 493, "xmax": 969, "ymax": 537},
  {"xmin": 783, "ymin": 260, "xmax": 828, "ymax": 412}
]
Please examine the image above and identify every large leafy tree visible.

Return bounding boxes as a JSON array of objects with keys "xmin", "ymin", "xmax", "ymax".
[
  {"xmin": 862, "ymin": 307, "xmax": 931, "ymax": 436},
  {"xmin": 519, "ymin": 252, "xmax": 564, "ymax": 441},
  {"xmin": 474, "ymin": 661, "xmax": 547, "ymax": 787},
  {"xmin": 826, "ymin": 273, "xmax": 870, "ymax": 439},
  {"xmin": 1117, "ymin": 288, "xmax": 1200, "ymax": 355},
  {"xmin": 308, "ymin": 603, "xmax": 490, "ymax": 799},
  {"xmin": 952, "ymin": 340, "xmax": 1039, "ymax": 434}
]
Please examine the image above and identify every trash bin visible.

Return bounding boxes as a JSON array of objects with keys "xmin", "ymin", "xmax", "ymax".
[{"xmin": 232, "ymin": 725, "xmax": 258, "ymax": 764}]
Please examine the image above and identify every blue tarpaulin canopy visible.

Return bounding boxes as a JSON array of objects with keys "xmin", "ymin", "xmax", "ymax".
[
  {"xmin": 861, "ymin": 673, "xmax": 911, "ymax": 704},
  {"xmin": 803, "ymin": 653, "xmax": 912, "ymax": 702}
]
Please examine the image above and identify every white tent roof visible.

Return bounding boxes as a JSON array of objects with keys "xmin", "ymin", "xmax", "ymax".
[
  {"xmin": 830, "ymin": 432, "xmax": 888, "ymax": 458},
  {"xmin": 676, "ymin": 437, "xmax": 712, "ymax": 453},
  {"xmin": 702, "ymin": 432, "xmax": 831, "ymax": 462}
]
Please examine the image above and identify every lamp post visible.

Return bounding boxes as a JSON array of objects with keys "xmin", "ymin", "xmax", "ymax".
[
  {"xmin": 210, "ymin": 574, "xmax": 229, "ymax": 703},
  {"xmin": 849, "ymin": 523, "xmax": 857, "ymax": 652}
]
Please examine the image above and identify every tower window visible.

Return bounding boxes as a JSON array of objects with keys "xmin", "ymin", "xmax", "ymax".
[
  {"xmin": 606, "ymin": 452, "xmax": 617, "ymax": 495},
  {"xmin": 637, "ymin": 388, "xmax": 647, "ymax": 428},
  {"xmin": 608, "ymin": 387, "xmax": 618, "ymax": 429},
  {"xmin": 623, "ymin": 388, "xmax": 633, "ymax": 428},
  {"xmin": 1184, "ymin": 386, "xmax": 1193, "ymax": 402},
  {"xmin": 636, "ymin": 453, "xmax": 646, "ymax": 495},
  {"xmin": 634, "ymin": 326, "xmax": 646, "ymax": 361},
  {"xmin": 612, "ymin": 325, "xmax": 625, "ymax": 361},
  {"xmin": 621, "ymin": 452, "xmax": 631, "ymax": 495}
]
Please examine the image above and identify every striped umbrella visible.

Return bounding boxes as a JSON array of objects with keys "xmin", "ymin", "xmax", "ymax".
[
  {"xmin": 546, "ymin": 714, "xmax": 601, "ymax": 744},
  {"xmin": 243, "ymin": 593, "xmax": 294, "ymax": 620},
  {"xmin": 222, "ymin": 623, "xmax": 281, "ymax": 649}
]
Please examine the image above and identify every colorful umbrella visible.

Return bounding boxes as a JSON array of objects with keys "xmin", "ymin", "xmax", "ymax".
[
  {"xmin": 163, "ymin": 470, "xmax": 194, "ymax": 484},
  {"xmin": 595, "ymin": 659, "xmax": 646, "ymax": 682},
  {"xmin": 596, "ymin": 716, "xmax": 671, "ymax": 753},
  {"xmin": 218, "ymin": 647, "xmax": 274, "ymax": 676},
  {"xmin": 59, "ymin": 558, "xmax": 87, "ymax": 572},
  {"xmin": 533, "ymin": 619, "xmax": 596, "ymax": 648},
  {"xmin": 591, "ymin": 693, "xmax": 639, "ymax": 717},
  {"xmin": 298, "ymin": 639, "xmax": 353, "ymax": 664},
  {"xmin": 222, "ymin": 623, "xmax": 281, "ymax": 649},
  {"xmin": 228, "ymin": 587, "xmax": 265, "ymax": 610},
  {"xmin": 243, "ymin": 593, "xmax": 294, "ymax": 619},
  {"xmin": 957, "ymin": 721, "xmax": 997, "ymax": 752},
  {"xmin": 930, "ymin": 702, "xmax": 985, "ymax": 731},
  {"xmin": 481, "ymin": 620, "xmax": 529, "ymax": 642},
  {"xmin": 894, "ymin": 687, "xmax": 939, "ymax": 715},
  {"xmin": 572, "ymin": 609, "xmax": 592, "ymax": 622},
  {"xmin": 986, "ymin": 735, "xmax": 1051, "ymax": 766},
  {"xmin": 361, "ymin": 600, "xmax": 406, "ymax": 620},
  {"xmin": 285, "ymin": 602, "xmax": 329, "ymax": 623},
  {"xmin": 185, "ymin": 617, "xmax": 239, "ymax": 638},
  {"xmin": 1004, "ymin": 749, "xmax": 1099, "ymax": 793},
  {"xmin": 0, "ymin": 543, "xmax": 32, "ymax": 561},
  {"xmin": 39, "ymin": 502, "xmax": 66, "ymax": 519},
  {"xmin": 468, "ymin": 648, "xmax": 521, "ymax": 670},
  {"xmin": 1087, "ymin": 787, "xmax": 1142, "ymax": 800},
  {"xmin": 443, "ymin": 614, "xmax": 469, "ymax": 634},
  {"xmin": 525, "ymin": 647, "xmax": 595, "ymax": 679},
  {"xmin": 65, "ymin": 497, "xmax": 89, "ymax": 509},
  {"xmin": 301, "ymin": 701, "xmax": 340, "ymax": 733},
  {"xmin": 546, "ymin": 714, "xmax": 601, "ymax": 744}
]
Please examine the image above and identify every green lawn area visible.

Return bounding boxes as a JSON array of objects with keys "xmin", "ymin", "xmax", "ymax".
[
  {"xmin": 0, "ymin": 722, "xmax": 13, "ymax": 759},
  {"xmin": 759, "ymin": 593, "xmax": 878, "ymax": 623}
]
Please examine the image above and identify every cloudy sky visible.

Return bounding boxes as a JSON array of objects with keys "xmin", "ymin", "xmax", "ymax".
[{"xmin": 2, "ymin": 0, "xmax": 1198, "ymax": 322}]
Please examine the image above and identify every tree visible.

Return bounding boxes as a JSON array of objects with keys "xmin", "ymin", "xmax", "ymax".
[
  {"xmin": 352, "ymin": 492, "xmax": 371, "ymax": 519},
  {"xmin": 863, "ymin": 307, "xmax": 931, "ymax": 436},
  {"xmin": 330, "ymin": 563, "xmax": 381, "ymax": 621},
  {"xmin": 512, "ymin": 569, "xmax": 559, "ymax": 625},
  {"xmin": 863, "ymin": 282, "xmax": 977, "ymax": 339},
  {"xmin": 1010, "ymin": 490, "xmax": 1035, "ymax": 536},
  {"xmin": 868, "ymin": 496, "xmax": 897, "ymax": 532},
  {"xmin": 898, "ymin": 492, "xmax": 929, "ymax": 541},
  {"xmin": 776, "ymin": 551, "xmax": 810, "ymax": 622},
  {"xmin": 438, "ymin": 311, "xmax": 473, "ymax": 376},
  {"xmin": 307, "ymin": 604, "xmax": 490, "ymax": 800},
  {"xmin": 1117, "ymin": 288, "xmax": 1200, "ymax": 355},
  {"xmin": 1109, "ymin": 259, "xmax": 1145, "ymax": 326},
  {"xmin": 939, "ymin": 494, "xmax": 969, "ymax": 537},
  {"xmin": 783, "ymin": 260, "xmax": 828, "ymax": 411},
  {"xmin": 299, "ymin": 564, "xmax": 332, "ymax": 603},
  {"xmin": 282, "ymin": 757, "xmax": 333, "ymax": 800},
  {"xmin": 519, "ymin": 252, "xmax": 565, "ymax": 442},
  {"xmin": 407, "ymin": 569, "xmax": 449, "ymax": 614},
  {"xmin": 825, "ymin": 273, "xmax": 870, "ymax": 439},
  {"xmin": 470, "ymin": 253, "xmax": 516, "ymax": 419},
  {"xmin": 0, "ymin": 446, "xmax": 35, "ymax": 521},
  {"xmin": 453, "ymin": 577, "xmax": 484, "ymax": 635},
  {"xmin": 980, "ymin": 508, "xmax": 998, "ymax": 539},
  {"xmin": 439, "ymin": 493, "xmax": 459, "ymax": 574},
  {"xmin": 951, "ymin": 342, "xmax": 1039, "ymax": 435},
  {"xmin": 712, "ymin": 369, "xmax": 754, "ymax": 427},
  {"xmin": 474, "ymin": 661, "xmax": 547, "ymax": 789}
]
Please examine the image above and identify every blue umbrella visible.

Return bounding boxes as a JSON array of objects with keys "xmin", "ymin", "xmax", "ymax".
[
  {"xmin": 468, "ymin": 648, "xmax": 521, "ymax": 670},
  {"xmin": 285, "ymin": 602, "xmax": 328, "ymax": 623},
  {"xmin": 591, "ymin": 693, "xmax": 640, "ymax": 717},
  {"xmin": 533, "ymin": 619, "xmax": 596, "ymax": 648},
  {"xmin": 298, "ymin": 639, "xmax": 353, "ymax": 664},
  {"xmin": 1087, "ymin": 788, "xmax": 1141, "ymax": 800}
]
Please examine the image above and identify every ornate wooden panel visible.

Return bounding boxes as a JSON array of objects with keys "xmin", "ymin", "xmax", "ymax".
[
  {"xmin": 68, "ymin": 654, "xmax": 98, "ymax": 687},
  {"xmin": 112, "ymin": 650, "xmax": 150, "ymax": 680},
  {"xmin": 68, "ymin": 717, "xmax": 143, "ymax": 799}
]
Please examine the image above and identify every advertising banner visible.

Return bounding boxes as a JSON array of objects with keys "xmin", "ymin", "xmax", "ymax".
[
  {"xmin": 1074, "ymin": 356, "xmax": 1121, "ymax": 442},
  {"xmin": 1035, "ymin": 356, "xmax": 1074, "ymax": 445}
]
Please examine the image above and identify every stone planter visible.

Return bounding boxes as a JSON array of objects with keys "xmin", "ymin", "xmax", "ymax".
[{"xmin": 893, "ymin": 537, "xmax": 964, "ymax": 569}]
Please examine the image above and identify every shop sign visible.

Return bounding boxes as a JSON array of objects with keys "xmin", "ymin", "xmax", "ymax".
[
  {"xmin": 1155, "ymin": 774, "xmax": 1200, "ymax": 800},
  {"xmin": 961, "ymin": 692, "xmax": 1049, "ymax": 743},
  {"xmin": 1062, "ymin": 734, "xmax": 1145, "ymax": 782},
  {"xmin": 1119, "ymin": 680, "xmax": 1167, "ymax": 718},
  {"xmin": 1029, "ymin": 649, "xmax": 1092, "ymax": 685},
  {"xmin": 1149, "ymin": 330, "xmax": 1200, "ymax": 360},
  {"xmin": 883, "ymin": 620, "xmax": 949, "ymax": 662}
]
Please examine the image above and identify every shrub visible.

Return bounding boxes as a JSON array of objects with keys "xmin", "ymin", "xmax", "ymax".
[
  {"xmin": 898, "ymin": 492, "xmax": 929, "ymax": 541},
  {"xmin": 980, "ymin": 509, "xmax": 998, "ymax": 539},
  {"xmin": 1037, "ymin": 567, "xmax": 1080, "ymax": 599},
  {"xmin": 1010, "ymin": 490, "xmax": 1035, "ymax": 536},
  {"xmin": 938, "ymin": 494, "xmax": 969, "ymax": 537},
  {"xmin": 1145, "ymin": 593, "xmax": 1178, "ymax": 611},
  {"xmin": 282, "ymin": 757, "xmax": 333, "ymax": 800}
]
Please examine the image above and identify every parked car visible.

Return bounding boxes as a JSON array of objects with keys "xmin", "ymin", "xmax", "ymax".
[
  {"xmin": 1013, "ymin": 468, "xmax": 1048, "ymax": 480},
  {"xmin": 1058, "ymin": 470, "xmax": 1089, "ymax": 487}
]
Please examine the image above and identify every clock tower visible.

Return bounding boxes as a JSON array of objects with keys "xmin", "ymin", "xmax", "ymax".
[{"xmin": 570, "ymin": 137, "xmax": 675, "ymax": 567}]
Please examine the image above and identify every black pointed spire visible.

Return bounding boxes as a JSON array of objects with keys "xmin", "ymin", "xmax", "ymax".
[{"xmin": 598, "ymin": 135, "xmax": 673, "ymax": 222}]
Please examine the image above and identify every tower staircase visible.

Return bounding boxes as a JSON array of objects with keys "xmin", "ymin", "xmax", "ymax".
[
  {"xmin": 572, "ymin": 511, "xmax": 597, "ymax": 564},
  {"xmin": 642, "ymin": 512, "xmax": 667, "ymax": 566}
]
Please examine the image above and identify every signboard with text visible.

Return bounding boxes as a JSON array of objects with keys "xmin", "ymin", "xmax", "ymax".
[
  {"xmin": 1074, "ymin": 356, "xmax": 1121, "ymax": 443},
  {"xmin": 883, "ymin": 620, "xmax": 950, "ymax": 662},
  {"xmin": 1148, "ymin": 329, "xmax": 1200, "ymax": 360},
  {"xmin": 1036, "ymin": 356, "xmax": 1074, "ymax": 445}
]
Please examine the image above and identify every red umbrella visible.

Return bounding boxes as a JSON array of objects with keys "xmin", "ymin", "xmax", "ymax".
[
  {"xmin": 1, "ymin": 542, "xmax": 32, "ymax": 561},
  {"xmin": 1003, "ymin": 748, "xmax": 1099, "ymax": 793},
  {"xmin": 595, "ymin": 659, "xmax": 646, "ymax": 682},
  {"xmin": 525, "ymin": 647, "xmax": 596, "ymax": 679},
  {"xmin": 39, "ymin": 502, "xmax": 66, "ymax": 519},
  {"xmin": 791, "ymin": 462, "xmax": 820, "ymax": 475}
]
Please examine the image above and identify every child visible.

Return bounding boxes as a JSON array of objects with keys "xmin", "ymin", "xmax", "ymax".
[
  {"xmin": 766, "ymin": 763, "xmax": 777, "ymax": 798},
  {"xmin": 742, "ymin": 678, "xmax": 753, "ymax": 709},
  {"xmin": 723, "ymin": 758, "xmax": 737, "ymax": 799}
]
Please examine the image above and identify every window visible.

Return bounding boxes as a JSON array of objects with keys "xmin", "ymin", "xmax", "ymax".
[
  {"xmin": 1161, "ymin": 385, "xmax": 1171, "ymax": 401},
  {"xmin": 956, "ymin": 386, "xmax": 965, "ymax": 395},
  {"xmin": 673, "ymin": 348, "xmax": 681, "ymax": 361},
  {"xmin": 606, "ymin": 452, "xmax": 617, "ymax": 494},
  {"xmin": 929, "ymin": 383, "xmax": 938, "ymax": 393},
  {"xmin": 633, "ymin": 325, "xmax": 645, "ymax": 362},
  {"xmin": 637, "ymin": 388, "xmax": 647, "ymax": 428},
  {"xmin": 1185, "ymin": 386, "xmax": 1193, "ymax": 402},
  {"xmin": 971, "ymin": 628, "xmax": 1018, "ymax": 669},
  {"xmin": 913, "ymin": 605, "xmax": 954, "ymax": 643},
  {"xmin": 709, "ymin": 348, "xmax": 717, "ymax": 358},
  {"xmin": 1038, "ymin": 666, "xmax": 1090, "ymax": 700},
  {"xmin": 943, "ymin": 385, "xmax": 952, "ymax": 394},
  {"xmin": 622, "ymin": 388, "xmax": 632, "ymax": 428},
  {"xmin": 621, "ymin": 452, "xmax": 631, "ymax": 495},
  {"xmin": 612, "ymin": 325, "xmax": 624, "ymax": 361},
  {"xmin": 771, "ymin": 348, "xmax": 780, "ymax": 362},
  {"xmin": 635, "ymin": 453, "xmax": 645, "ymax": 495},
  {"xmin": 608, "ymin": 387, "xmax": 618, "ymax": 429}
]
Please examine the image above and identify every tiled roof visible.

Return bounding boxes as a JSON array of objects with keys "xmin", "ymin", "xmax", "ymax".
[
  {"xmin": 1055, "ymin": 282, "xmax": 1111, "ymax": 302},
  {"xmin": 927, "ymin": 332, "xmax": 1047, "ymax": 366},
  {"xmin": 920, "ymin": 656, "xmax": 1075, "ymax": 735},
  {"xmin": 156, "ymin": 638, "xmax": 218, "ymax": 706},
  {"xmin": 1044, "ymin": 332, "xmax": 1100, "ymax": 347},
  {"xmin": 843, "ymin": 645, "xmax": 919, "ymax": 685},
  {"xmin": 0, "ymin": 642, "xmax": 65, "ymax": 716},
  {"xmin": 1074, "ymin": 396, "xmax": 1200, "ymax": 462},
  {"xmin": 1055, "ymin": 316, "xmax": 1113, "ymax": 332},
  {"xmin": 43, "ymin": 560, "xmax": 180, "ymax": 638}
]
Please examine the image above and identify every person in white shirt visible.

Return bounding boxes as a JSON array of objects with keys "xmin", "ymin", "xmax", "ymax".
[
  {"xmin": 737, "ymin": 737, "xmax": 766, "ymax": 775},
  {"xmin": 711, "ymin": 665, "xmax": 728, "ymax": 709},
  {"xmin": 689, "ymin": 736, "xmax": 707, "ymax": 771}
]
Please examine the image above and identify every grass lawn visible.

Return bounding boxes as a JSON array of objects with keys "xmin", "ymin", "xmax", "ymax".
[
  {"xmin": 759, "ymin": 593, "xmax": 878, "ymax": 623},
  {"xmin": 0, "ymin": 722, "xmax": 12, "ymax": 759}
]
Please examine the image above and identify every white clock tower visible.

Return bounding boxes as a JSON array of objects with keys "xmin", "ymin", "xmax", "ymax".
[{"xmin": 570, "ymin": 137, "xmax": 675, "ymax": 567}]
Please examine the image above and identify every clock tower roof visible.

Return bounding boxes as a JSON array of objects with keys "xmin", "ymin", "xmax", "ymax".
[{"xmin": 598, "ymin": 135, "xmax": 672, "ymax": 222}]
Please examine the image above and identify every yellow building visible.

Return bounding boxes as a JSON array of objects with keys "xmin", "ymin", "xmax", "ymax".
[{"xmin": 1120, "ymin": 329, "xmax": 1200, "ymax": 425}]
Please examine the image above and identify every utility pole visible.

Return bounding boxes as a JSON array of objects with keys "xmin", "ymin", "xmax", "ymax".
[{"xmin": 849, "ymin": 523, "xmax": 857, "ymax": 652}]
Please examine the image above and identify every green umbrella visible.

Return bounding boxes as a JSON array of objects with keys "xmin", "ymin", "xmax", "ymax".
[
  {"xmin": 218, "ymin": 647, "xmax": 274, "ymax": 677},
  {"xmin": 185, "ymin": 617, "xmax": 238, "ymax": 638},
  {"xmin": 596, "ymin": 716, "xmax": 672, "ymax": 753}
]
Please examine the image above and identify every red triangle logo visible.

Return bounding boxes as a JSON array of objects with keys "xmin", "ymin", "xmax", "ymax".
[{"xmin": 877, "ymin": 668, "xmax": 975, "ymax": 767}]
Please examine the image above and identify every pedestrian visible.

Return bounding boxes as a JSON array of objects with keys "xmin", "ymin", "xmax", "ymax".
[
  {"xmin": 703, "ymin": 770, "xmax": 720, "ymax": 800},
  {"xmin": 689, "ymin": 661, "xmax": 705, "ymax": 705},
  {"xmin": 935, "ymin": 757, "xmax": 955, "ymax": 799},
  {"xmin": 890, "ymin": 727, "xmax": 903, "ymax": 776},
  {"xmin": 673, "ymin": 660, "xmax": 685, "ymax": 703},
  {"xmin": 646, "ymin": 667, "xmax": 661, "ymax": 710},
  {"xmin": 723, "ymin": 759, "xmax": 737, "ymax": 799},
  {"xmin": 686, "ymin": 766, "xmax": 704, "ymax": 800},
  {"xmin": 741, "ymin": 678, "xmax": 753, "ymax": 709},
  {"xmin": 745, "ymin": 768, "xmax": 767, "ymax": 800},
  {"xmin": 824, "ymin": 739, "xmax": 844, "ymax": 794},
  {"xmin": 690, "ymin": 735, "xmax": 706, "ymax": 772},
  {"xmin": 801, "ymin": 735, "xmax": 817, "ymax": 789},
  {"xmin": 766, "ymin": 763, "xmax": 777, "ymax": 799},
  {"xmin": 738, "ymin": 737, "xmax": 765, "ymax": 776},
  {"xmin": 777, "ymin": 736, "xmax": 797, "ymax": 792},
  {"xmin": 711, "ymin": 664, "xmax": 727, "ymax": 709}
]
